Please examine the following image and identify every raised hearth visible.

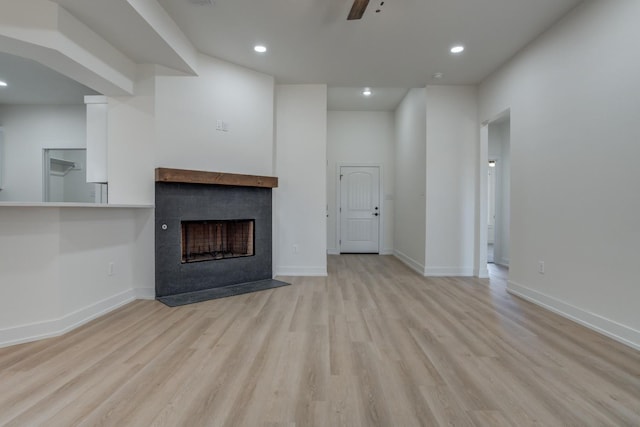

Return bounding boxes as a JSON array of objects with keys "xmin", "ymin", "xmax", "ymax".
[{"xmin": 155, "ymin": 168, "xmax": 288, "ymax": 306}]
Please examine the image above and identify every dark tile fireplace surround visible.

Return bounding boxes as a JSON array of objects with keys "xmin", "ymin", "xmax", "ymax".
[{"xmin": 155, "ymin": 168, "xmax": 289, "ymax": 306}]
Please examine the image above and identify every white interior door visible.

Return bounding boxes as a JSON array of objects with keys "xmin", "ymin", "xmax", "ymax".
[{"xmin": 340, "ymin": 166, "xmax": 380, "ymax": 253}]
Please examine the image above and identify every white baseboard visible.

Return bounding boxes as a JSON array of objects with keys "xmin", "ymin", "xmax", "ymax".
[
  {"xmin": 393, "ymin": 250, "xmax": 425, "ymax": 275},
  {"xmin": 380, "ymin": 248, "xmax": 394, "ymax": 255},
  {"xmin": 134, "ymin": 287, "xmax": 156, "ymax": 300},
  {"xmin": 507, "ymin": 280, "xmax": 640, "ymax": 352},
  {"xmin": 475, "ymin": 267, "xmax": 490, "ymax": 278},
  {"xmin": 275, "ymin": 266, "xmax": 328, "ymax": 277},
  {"xmin": 327, "ymin": 248, "xmax": 339, "ymax": 255},
  {"xmin": 497, "ymin": 258, "xmax": 510, "ymax": 267},
  {"xmin": 424, "ymin": 267, "xmax": 474, "ymax": 277},
  {"xmin": 0, "ymin": 289, "xmax": 137, "ymax": 348}
]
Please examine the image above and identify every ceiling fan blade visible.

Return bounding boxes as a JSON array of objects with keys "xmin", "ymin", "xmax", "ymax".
[{"xmin": 347, "ymin": 0, "xmax": 369, "ymax": 20}]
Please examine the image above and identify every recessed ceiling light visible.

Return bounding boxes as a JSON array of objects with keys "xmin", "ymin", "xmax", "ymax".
[
  {"xmin": 432, "ymin": 72, "xmax": 444, "ymax": 79},
  {"xmin": 0, "ymin": 80, "xmax": 7, "ymax": 87},
  {"xmin": 362, "ymin": 87, "xmax": 372, "ymax": 96},
  {"xmin": 450, "ymin": 45, "xmax": 465, "ymax": 54},
  {"xmin": 254, "ymin": 45, "xmax": 267, "ymax": 53}
]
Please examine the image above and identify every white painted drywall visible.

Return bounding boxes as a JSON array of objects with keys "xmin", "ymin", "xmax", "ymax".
[
  {"xmin": 326, "ymin": 111, "xmax": 395, "ymax": 254},
  {"xmin": 107, "ymin": 66, "xmax": 156, "ymax": 205},
  {"xmin": 0, "ymin": 206, "xmax": 154, "ymax": 347},
  {"xmin": 393, "ymin": 88, "xmax": 426, "ymax": 272},
  {"xmin": 274, "ymin": 84, "xmax": 327, "ymax": 276},
  {"xmin": 0, "ymin": 105, "xmax": 86, "ymax": 202},
  {"xmin": 488, "ymin": 119, "xmax": 510, "ymax": 266},
  {"xmin": 479, "ymin": 1, "xmax": 640, "ymax": 348},
  {"xmin": 155, "ymin": 53, "xmax": 275, "ymax": 176},
  {"xmin": 0, "ymin": 128, "xmax": 4, "ymax": 189},
  {"xmin": 425, "ymin": 86, "xmax": 478, "ymax": 276},
  {"xmin": 0, "ymin": 0, "xmax": 135, "ymax": 96},
  {"xmin": 85, "ymin": 96, "xmax": 108, "ymax": 183},
  {"xmin": 126, "ymin": 0, "xmax": 199, "ymax": 75},
  {"xmin": 0, "ymin": 208, "xmax": 60, "ymax": 332}
]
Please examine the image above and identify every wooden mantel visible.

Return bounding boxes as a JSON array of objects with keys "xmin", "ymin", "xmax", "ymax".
[{"xmin": 155, "ymin": 168, "xmax": 278, "ymax": 188}]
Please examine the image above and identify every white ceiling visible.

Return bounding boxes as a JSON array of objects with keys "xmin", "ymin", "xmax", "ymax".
[
  {"xmin": 157, "ymin": 0, "xmax": 582, "ymax": 86},
  {"xmin": 52, "ymin": 0, "xmax": 197, "ymax": 74},
  {"xmin": 1, "ymin": 0, "xmax": 583, "ymax": 108},
  {"xmin": 0, "ymin": 52, "xmax": 98, "ymax": 105},
  {"xmin": 328, "ymin": 87, "xmax": 408, "ymax": 111}
]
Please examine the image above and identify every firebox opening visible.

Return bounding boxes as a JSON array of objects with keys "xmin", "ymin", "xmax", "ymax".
[{"xmin": 181, "ymin": 219, "xmax": 255, "ymax": 263}]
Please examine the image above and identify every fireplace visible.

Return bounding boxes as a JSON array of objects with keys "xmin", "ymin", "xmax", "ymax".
[
  {"xmin": 155, "ymin": 168, "xmax": 289, "ymax": 306},
  {"xmin": 181, "ymin": 219, "xmax": 255, "ymax": 263}
]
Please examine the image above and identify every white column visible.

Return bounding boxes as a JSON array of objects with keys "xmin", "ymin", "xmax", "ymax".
[{"xmin": 84, "ymin": 95, "xmax": 108, "ymax": 183}]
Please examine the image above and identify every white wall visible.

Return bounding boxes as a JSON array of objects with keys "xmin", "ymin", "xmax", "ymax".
[
  {"xmin": 394, "ymin": 88, "xmax": 426, "ymax": 272},
  {"xmin": 0, "ymin": 7, "xmax": 166, "ymax": 349},
  {"xmin": 0, "ymin": 206, "xmax": 154, "ymax": 347},
  {"xmin": 425, "ymin": 86, "xmax": 478, "ymax": 276},
  {"xmin": 0, "ymin": 105, "xmax": 86, "ymax": 202},
  {"xmin": 275, "ymin": 84, "xmax": 327, "ymax": 276},
  {"xmin": 326, "ymin": 111, "xmax": 395, "ymax": 254},
  {"xmin": 488, "ymin": 119, "xmax": 510, "ymax": 266},
  {"xmin": 0, "ymin": 77, "xmax": 157, "ymax": 347},
  {"xmin": 107, "ymin": 66, "xmax": 156, "ymax": 205},
  {"xmin": 0, "ymin": 128, "xmax": 4, "ymax": 189},
  {"xmin": 155, "ymin": 54, "xmax": 275, "ymax": 176},
  {"xmin": 479, "ymin": 1, "xmax": 640, "ymax": 349}
]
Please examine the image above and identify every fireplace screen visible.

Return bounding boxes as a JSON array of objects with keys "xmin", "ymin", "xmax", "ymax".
[{"xmin": 181, "ymin": 219, "xmax": 254, "ymax": 263}]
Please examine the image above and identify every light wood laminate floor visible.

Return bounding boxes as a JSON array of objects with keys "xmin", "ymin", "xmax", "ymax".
[{"xmin": 1, "ymin": 255, "xmax": 639, "ymax": 426}]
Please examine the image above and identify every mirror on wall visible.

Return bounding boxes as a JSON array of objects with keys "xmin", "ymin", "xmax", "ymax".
[
  {"xmin": 0, "ymin": 51, "xmax": 102, "ymax": 204},
  {"xmin": 43, "ymin": 149, "xmax": 107, "ymax": 203}
]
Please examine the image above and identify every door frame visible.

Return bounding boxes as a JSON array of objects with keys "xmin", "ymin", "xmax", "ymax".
[
  {"xmin": 336, "ymin": 163, "xmax": 384, "ymax": 254},
  {"xmin": 477, "ymin": 108, "xmax": 510, "ymax": 277}
]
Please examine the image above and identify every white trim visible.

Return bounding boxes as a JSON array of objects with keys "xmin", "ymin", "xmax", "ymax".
[
  {"xmin": 507, "ymin": 280, "xmax": 640, "ymax": 352},
  {"xmin": 393, "ymin": 250, "xmax": 425, "ymax": 275},
  {"xmin": 134, "ymin": 287, "xmax": 156, "ymax": 300},
  {"xmin": 496, "ymin": 258, "xmax": 510, "ymax": 268},
  {"xmin": 380, "ymin": 248, "xmax": 394, "ymax": 255},
  {"xmin": 337, "ymin": 163, "xmax": 383, "ymax": 254},
  {"xmin": 476, "ymin": 267, "xmax": 490, "ymax": 278},
  {"xmin": 327, "ymin": 248, "xmax": 340, "ymax": 255},
  {"xmin": 476, "ymin": 108, "xmax": 511, "ymax": 278},
  {"xmin": 275, "ymin": 266, "xmax": 328, "ymax": 277},
  {"xmin": 424, "ymin": 267, "xmax": 474, "ymax": 277},
  {"xmin": 84, "ymin": 95, "xmax": 108, "ymax": 104},
  {"xmin": 475, "ymin": 124, "xmax": 489, "ymax": 277},
  {"xmin": 0, "ymin": 289, "xmax": 136, "ymax": 348}
]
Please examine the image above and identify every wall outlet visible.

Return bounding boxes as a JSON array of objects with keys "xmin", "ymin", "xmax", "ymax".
[
  {"xmin": 538, "ymin": 261, "xmax": 545, "ymax": 274},
  {"xmin": 108, "ymin": 262, "xmax": 114, "ymax": 276}
]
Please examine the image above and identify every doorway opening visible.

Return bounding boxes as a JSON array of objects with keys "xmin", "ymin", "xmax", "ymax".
[
  {"xmin": 488, "ymin": 159, "xmax": 497, "ymax": 263},
  {"xmin": 487, "ymin": 114, "xmax": 511, "ymax": 268},
  {"xmin": 43, "ymin": 148, "xmax": 107, "ymax": 203}
]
